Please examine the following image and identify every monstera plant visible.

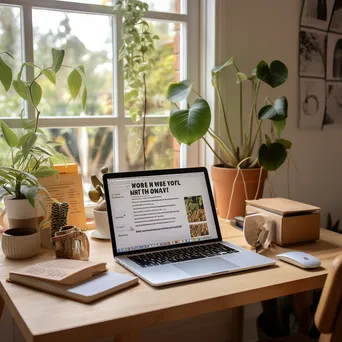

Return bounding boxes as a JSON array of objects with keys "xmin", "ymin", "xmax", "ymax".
[{"xmin": 167, "ymin": 58, "xmax": 291, "ymax": 219}]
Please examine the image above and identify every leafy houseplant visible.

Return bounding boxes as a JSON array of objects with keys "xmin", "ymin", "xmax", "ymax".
[
  {"xmin": 88, "ymin": 167, "xmax": 110, "ymax": 238},
  {"xmin": 0, "ymin": 48, "xmax": 87, "ymax": 229},
  {"xmin": 167, "ymin": 57, "xmax": 291, "ymax": 218},
  {"xmin": 114, "ymin": 0, "xmax": 159, "ymax": 170}
]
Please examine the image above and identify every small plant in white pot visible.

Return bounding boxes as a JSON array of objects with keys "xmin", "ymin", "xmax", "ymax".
[
  {"xmin": 167, "ymin": 57, "xmax": 291, "ymax": 219},
  {"xmin": 89, "ymin": 167, "xmax": 111, "ymax": 240},
  {"xmin": 0, "ymin": 49, "xmax": 87, "ymax": 258}
]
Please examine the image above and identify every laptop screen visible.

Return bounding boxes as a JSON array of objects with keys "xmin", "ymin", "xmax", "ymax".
[{"xmin": 105, "ymin": 170, "xmax": 220, "ymax": 254}]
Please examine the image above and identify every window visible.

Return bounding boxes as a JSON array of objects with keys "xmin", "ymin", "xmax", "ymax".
[{"xmin": 0, "ymin": 0, "xmax": 200, "ymax": 198}]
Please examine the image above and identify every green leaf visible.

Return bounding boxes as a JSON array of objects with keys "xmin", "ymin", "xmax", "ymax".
[
  {"xmin": 167, "ymin": 80, "xmax": 193, "ymax": 103},
  {"xmin": 0, "ymin": 56, "xmax": 12, "ymax": 91},
  {"xmin": 32, "ymin": 168, "xmax": 58, "ymax": 178},
  {"xmin": 30, "ymin": 81, "xmax": 42, "ymax": 107},
  {"xmin": 1, "ymin": 52, "xmax": 14, "ymax": 59},
  {"xmin": 258, "ymin": 96, "xmax": 288, "ymax": 121},
  {"xmin": 68, "ymin": 69, "xmax": 82, "ymax": 99},
  {"xmin": 152, "ymin": 35, "xmax": 160, "ymax": 40},
  {"xmin": 18, "ymin": 132, "xmax": 35, "ymax": 147},
  {"xmin": 20, "ymin": 185, "xmax": 39, "ymax": 207},
  {"xmin": 113, "ymin": 0, "xmax": 123, "ymax": 10},
  {"xmin": 276, "ymin": 138, "xmax": 292, "ymax": 150},
  {"xmin": 211, "ymin": 57, "xmax": 234, "ymax": 87},
  {"xmin": 258, "ymin": 142, "xmax": 287, "ymax": 171},
  {"xmin": 256, "ymin": 60, "xmax": 288, "ymax": 88},
  {"xmin": 169, "ymin": 98, "xmax": 211, "ymax": 145},
  {"xmin": 265, "ymin": 134, "xmax": 272, "ymax": 147},
  {"xmin": 82, "ymin": 86, "xmax": 87, "ymax": 110},
  {"xmin": 13, "ymin": 79, "xmax": 28, "ymax": 100},
  {"xmin": 43, "ymin": 69, "xmax": 56, "ymax": 85},
  {"xmin": 51, "ymin": 48, "xmax": 65, "ymax": 73},
  {"xmin": 273, "ymin": 119, "xmax": 286, "ymax": 137},
  {"xmin": 0, "ymin": 121, "xmax": 18, "ymax": 148},
  {"xmin": 78, "ymin": 65, "xmax": 86, "ymax": 76},
  {"xmin": 236, "ymin": 72, "xmax": 247, "ymax": 84},
  {"xmin": 23, "ymin": 133, "xmax": 38, "ymax": 158}
]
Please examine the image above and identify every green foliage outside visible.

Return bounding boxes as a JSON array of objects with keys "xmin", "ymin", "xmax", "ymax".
[{"xmin": 0, "ymin": 5, "xmax": 175, "ymax": 192}]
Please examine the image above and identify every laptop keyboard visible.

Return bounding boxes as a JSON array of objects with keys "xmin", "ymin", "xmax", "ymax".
[{"xmin": 128, "ymin": 243, "xmax": 239, "ymax": 268}]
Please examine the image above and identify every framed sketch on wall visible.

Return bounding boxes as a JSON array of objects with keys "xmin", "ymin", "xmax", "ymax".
[
  {"xmin": 324, "ymin": 82, "xmax": 342, "ymax": 125},
  {"xmin": 300, "ymin": 78, "xmax": 326, "ymax": 128},
  {"xmin": 299, "ymin": 0, "xmax": 342, "ymax": 129},
  {"xmin": 301, "ymin": 0, "xmax": 335, "ymax": 30},
  {"xmin": 300, "ymin": 28, "xmax": 327, "ymax": 78},
  {"xmin": 326, "ymin": 33, "xmax": 342, "ymax": 80},
  {"xmin": 330, "ymin": 0, "xmax": 342, "ymax": 33}
]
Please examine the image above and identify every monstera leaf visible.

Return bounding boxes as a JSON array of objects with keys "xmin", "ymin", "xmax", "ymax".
[
  {"xmin": 256, "ymin": 60, "xmax": 288, "ymax": 88},
  {"xmin": 258, "ymin": 96, "xmax": 288, "ymax": 121},
  {"xmin": 169, "ymin": 98, "xmax": 211, "ymax": 145},
  {"xmin": 258, "ymin": 142, "xmax": 287, "ymax": 171},
  {"xmin": 167, "ymin": 80, "xmax": 192, "ymax": 103}
]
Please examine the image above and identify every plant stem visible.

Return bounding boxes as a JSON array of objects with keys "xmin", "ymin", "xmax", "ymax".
[
  {"xmin": 202, "ymin": 137, "xmax": 228, "ymax": 166},
  {"xmin": 250, "ymin": 120, "xmax": 262, "ymax": 153},
  {"xmin": 239, "ymin": 82, "xmax": 243, "ymax": 147},
  {"xmin": 142, "ymin": 72, "xmax": 147, "ymax": 170},
  {"xmin": 208, "ymin": 128, "xmax": 237, "ymax": 166},
  {"xmin": 216, "ymin": 86, "xmax": 236, "ymax": 155},
  {"xmin": 192, "ymin": 88, "xmax": 202, "ymax": 98}
]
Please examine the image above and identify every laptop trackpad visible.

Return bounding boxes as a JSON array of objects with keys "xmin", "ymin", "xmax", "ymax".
[{"xmin": 174, "ymin": 257, "xmax": 239, "ymax": 276}]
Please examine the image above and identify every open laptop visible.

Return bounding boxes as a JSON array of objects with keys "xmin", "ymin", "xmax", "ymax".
[{"xmin": 103, "ymin": 167, "xmax": 275, "ymax": 286}]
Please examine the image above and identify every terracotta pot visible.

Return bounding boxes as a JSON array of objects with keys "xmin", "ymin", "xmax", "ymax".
[{"xmin": 211, "ymin": 165, "xmax": 267, "ymax": 219}]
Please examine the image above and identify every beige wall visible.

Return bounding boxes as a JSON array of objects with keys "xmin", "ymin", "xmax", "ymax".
[{"xmin": 216, "ymin": 0, "xmax": 342, "ymax": 225}]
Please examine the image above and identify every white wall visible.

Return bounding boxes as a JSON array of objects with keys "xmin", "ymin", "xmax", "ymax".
[{"xmin": 216, "ymin": 0, "xmax": 342, "ymax": 225}]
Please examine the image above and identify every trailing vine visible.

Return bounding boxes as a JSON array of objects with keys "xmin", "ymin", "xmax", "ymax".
[{"xmin": 114, "ymin": 0, "xmax": 159, "ymax": 170}]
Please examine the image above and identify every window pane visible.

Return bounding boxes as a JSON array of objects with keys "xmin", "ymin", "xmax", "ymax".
[
  {"xmin": 124, "ymin": 20, "xmax": 181, "ymax": 118},
  {"xmin": 43, "ymin": 127, "xmax": 114, "ymax": 200},
  {"xmin": 125, "ymin": 125, "xmax": 176, "ymax": 171},
  {"xmin": 145, "ymin": 0, "xmax": 184, "ymax": 14},
  {"xmin": 33, "ymin": 9, "xmax": 113, "ymax": 117},
  {"xmin": 0, "ymin": 6, "xmax": 22, "ymax": 118}
]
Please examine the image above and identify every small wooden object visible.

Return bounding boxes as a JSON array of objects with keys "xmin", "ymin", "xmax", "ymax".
[
  {"xmin": 52, "ymin": 225, "xmax": 90, "ymax": 260},
  {"xmin": 246, "ymin": 198, "xmax": 320, "ymax": 246}
]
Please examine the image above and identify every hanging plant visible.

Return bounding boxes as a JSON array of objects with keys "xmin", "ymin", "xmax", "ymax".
[{"xmin": 114, "ymin": 0, "xmax": 159, "ymax": 170}]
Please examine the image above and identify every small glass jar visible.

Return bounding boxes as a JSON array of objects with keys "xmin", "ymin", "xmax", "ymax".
[{"xmin": 52, "ymin": 225, "xmax": 90, "ymax": 260}]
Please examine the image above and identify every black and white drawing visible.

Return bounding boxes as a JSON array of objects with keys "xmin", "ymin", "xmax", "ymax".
[
  {"xmin": 302, "ymin": 0, "xmax": 335, "ymax": 30},
  {"xmin": 324, "ymin": 82, "xmax": 342, "ymax": 125},
  {"xmin": 330, "ymin": 0, "xmax": 342, "ymax": 33},
  {"xmin": 300, "ymin": 29, "xmax": 327, "ymax": 77},
  {"xmin": 299, "ymin": 78, "xmax": 326, "ymax": 128},
  {"xmin": 326, "ymin": 33, "xmax": 342, "ymax": 79}
]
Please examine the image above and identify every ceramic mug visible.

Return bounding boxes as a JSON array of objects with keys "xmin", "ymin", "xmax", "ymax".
[
  {"xmin": 93, "ymin": 210, "xmax": 111, "ymax": 239},
  {"xmin": 2, "ymin": 228, "xmax": 40, "ymax": 259}
]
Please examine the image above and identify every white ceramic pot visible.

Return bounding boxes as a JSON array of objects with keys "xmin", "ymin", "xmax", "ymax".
[
  {"xmin": 2, "ymin": 228, "xmax": 40, "ymax": 259},
  {"xmin": 4, "ymin": 196, "xmax": 44, "ymax": 230},
  {"xmin": 93, "ymin": 210, "xmax": 111, "ymax": 239}
]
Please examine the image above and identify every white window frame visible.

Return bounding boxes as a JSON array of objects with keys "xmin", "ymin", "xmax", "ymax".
[{"xmin": 0, "ymin": 0, "xmax": 200, "ymax": 170}]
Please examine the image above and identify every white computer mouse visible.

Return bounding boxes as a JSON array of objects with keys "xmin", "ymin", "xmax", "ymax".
[{"xmin": 276, "ymin": 251, "xmax": 321, "ymax": 269}]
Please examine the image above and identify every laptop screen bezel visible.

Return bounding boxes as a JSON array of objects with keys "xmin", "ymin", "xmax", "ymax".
[{"xmin": 103, "ymin": 167, "xmax": 223, "ymax": 257}]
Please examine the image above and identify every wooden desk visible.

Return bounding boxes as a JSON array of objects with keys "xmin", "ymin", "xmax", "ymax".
[{"xmin": 1, "ymin": 221, "xmax": 342, "ymax": 342}]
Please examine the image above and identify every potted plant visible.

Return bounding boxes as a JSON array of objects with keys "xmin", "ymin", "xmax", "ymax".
[
  {"xmin": 88, "ymin": 167, "xmax": 111, "ymax": 239},
  {"xmin": 166, "ymin": 57, "xmax": 290, "ymax": 219},
  {"xmin": 0, "ymin": 48, "xmax": 86, "ymax": 256}
]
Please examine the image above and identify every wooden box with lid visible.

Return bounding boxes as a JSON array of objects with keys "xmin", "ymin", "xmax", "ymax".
[{"xmin": 245, "ymin": 198, "xmax": 320, "ymax": 246}]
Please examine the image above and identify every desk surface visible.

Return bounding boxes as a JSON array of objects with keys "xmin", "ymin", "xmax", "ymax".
[{"xmin": 1, "ymin": 221, "xmax": 342, "ymax": 342}]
